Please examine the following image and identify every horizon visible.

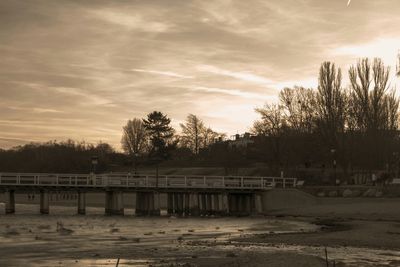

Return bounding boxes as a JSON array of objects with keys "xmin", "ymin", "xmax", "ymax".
[{"xmin": 1, "ymin": 0, "xmax": 400, "ymax": 150}]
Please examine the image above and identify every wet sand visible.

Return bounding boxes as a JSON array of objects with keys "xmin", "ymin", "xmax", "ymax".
[{"xmin": 0, "ymin": 201, "xmax": 400, "ymax": 266}]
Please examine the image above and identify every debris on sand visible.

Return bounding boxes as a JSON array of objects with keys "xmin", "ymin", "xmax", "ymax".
[
  {"xmin": 4, "ymin": 229, "xmax": 20, "ymax": 236},
  {"xmin": 188, "ymin": 229, "xmax": 195, "ymax": 233},
  {"xmin": 118, "ymin": 236, "xmax": 128, "ymax": 241},
  {"xmin": 226, "ymin": 252, "xmax": 236, "ymax": 257},
  {"xmin": 37, "ymin": 225, "xmax": 51, "ymax": 230},
  {"xmin": 110, "ymin": 228, "xmax": 120, "ymax": 233},
  {"xmin": 143, "ymin": 232, "xmax": 153, "ymax": 236},
  {"xmin": 56, "ymin": 222, "xmax": 73, "ymax": 235}
]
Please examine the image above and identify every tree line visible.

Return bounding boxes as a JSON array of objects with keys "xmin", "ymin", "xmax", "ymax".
[
  {"xmin": 1, "ymin": 56, "xmax": 400, "ymax": 182},
  {"xmin": 120, "ymin": 111, "xmax": 225, "ymax": 171},
  {"xmin": 252, "ymin": 57, "xmax": 400, "ymax": 181}
]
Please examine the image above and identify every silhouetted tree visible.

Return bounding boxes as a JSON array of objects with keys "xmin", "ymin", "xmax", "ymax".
[
  {"xmin": 180, "ymin": 114, "xmax": 204, "ymax": 154},
  {"xmin": 253, "ymin": 104, "xmax": 287, "ymax": 168},
  {"xmin": 143, "ymin": 111, "xmax": 175, "ymax": 159},
  {"xmin": 349, "ymin": 58, "xmax": 391, "ymax": 131},
  {"xmin": 201, "ymin": 127, "xmax": 223, "ymax": 148},
  {"xmin": 179, "ymin": 114, "xmax": 223, "ymax": 154},
  {"xmin": 279, "ymin": 86, "xmax": 316, "ymax": 133},
  {"xmin": 121, "ymin": 118, "xmax": 148, "ymax": 156}
]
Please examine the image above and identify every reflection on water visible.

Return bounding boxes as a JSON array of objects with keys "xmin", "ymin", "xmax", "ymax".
[{"xmin": 0, "ymin": 204, "xmax": 399, "ymax": 266}]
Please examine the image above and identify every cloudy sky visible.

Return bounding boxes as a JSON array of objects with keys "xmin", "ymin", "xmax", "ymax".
[{"xmin": 1, "ymin": 0, "xmax": 400, "ymax": 149}]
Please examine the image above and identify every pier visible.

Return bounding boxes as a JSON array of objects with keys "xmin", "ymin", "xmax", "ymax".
[{"xmin": 0, "ymin": 173, "xmax": 297, "ymax": 216}]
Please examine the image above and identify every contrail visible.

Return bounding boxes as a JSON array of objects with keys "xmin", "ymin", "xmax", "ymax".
[{"xmin": 347, "ymin": 0, "xmax": 351, "ymax": 6}]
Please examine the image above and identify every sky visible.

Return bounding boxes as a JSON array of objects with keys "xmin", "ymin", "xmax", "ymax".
[{"xmin": 1, "ymin": 0, "xmax": 400, "ymax": 150}]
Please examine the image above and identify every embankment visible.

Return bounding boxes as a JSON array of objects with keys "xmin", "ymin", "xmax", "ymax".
[{"xmin": 262, "ymin": 188, "xmax": 400, "ymax": 221}]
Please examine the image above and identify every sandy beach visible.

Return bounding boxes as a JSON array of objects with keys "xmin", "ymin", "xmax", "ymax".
[{"xmin": 0, "ymin": 195, "xmax": 400, "ymax": 267}]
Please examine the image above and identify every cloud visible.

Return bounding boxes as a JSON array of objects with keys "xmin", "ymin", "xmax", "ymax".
[
  {"xmin": 132, "ymin": 69, "xmax": 194, "ymax": 79},
  {"xmin": 1, "ymin": 0, "xmax": 400, "ymax": 149},
  {"xmin": 191, "ymin": 86, "xmax": 273, "ymax": 100},
  {"xmin": 90, "ymin": 9, "xmax": 171, "ymax": 32},
  {"xmin": 332, "ymin": 37, "xmax": 400, "ymax": 67},
  {"xmin": 197, "ymin": 65, "xmax": 275, "ymax": 87}
]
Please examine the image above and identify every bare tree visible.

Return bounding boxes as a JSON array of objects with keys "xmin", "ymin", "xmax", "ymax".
[
  {"xmin": 316, "ymin": 62, "xmax": 346, "ymax": 146},
  {"xmin": 253, "ymin": 104, "xmax": 287, "ymax": 168},
  {"xmin": 180, "ymin": 114, "xmax": 204, "ymax": 154},
  {"xmin": 279, "ymin": 86, "xmax": 316, "ymax": 133},
  {"xmin": 397, "ymin": 53, "xmax": 400, "ymax": 77},
  {"xmin": 349, "ymin": 58, "xmax": 390, "ymax": 131},
  {"xmin": 121, "ymin": 118, "xmax": 148, "ymax": 157},
  {"xmin": 348, "ymin": 58, "xmax": 398, "ymax": 169},
  {"xmin": 253, "ymin": 104, "xmax": 286, "ymax": 136},
  {"xmin": 201, "ymin": 127, "xmax": 223, "ymax": 148},
  {"xmin": 179, "ymin": 114, "xmax": 223, "ymax": 154}
]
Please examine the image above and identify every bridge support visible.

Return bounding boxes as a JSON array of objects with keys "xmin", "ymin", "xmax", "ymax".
[
  {"xmin": 206, "ymin": 194, "xmax": 212, "ymax": 215},
  {"xmin": 253, "ymin": 193, "xmax": 263, "ymax": 214},
  {"xmin": 135, "ymin": 192, "xmax": 160, "ymax": 216},
  {"xmin": 40, "ymin": 191, "xmax": 50, "ymax": 214},
  {"xmin": 5, "ymin": 190, "xmax": 15, "ymax": 214},
  {"xmin": 167, "ymin": 192, "xmax": 196, "ymax": 216},
  {"xmin": 105, "ymin": 191, "xmax": 124, "ymax": 215},
  {"xmin": 228, "ymin": 193, "xmax": 253, "ymax": 216},
  {"xmin": 222, "ymin": 193, "xmax": 229, "ymax": 215},
  {"xmin": 176, "ymin": 193, "xmax": 184, "ymax": 216},
  {"xmin": 167, "ymin": 192, "xmax": 173, "ymax": 215},
  {"xmin": 77, "ymin": 192, "xmax": 86, "ymax": 215},
  {"xmin": 189, "ymin": 193, "xmax": 199, "ymax": 216},
  {"xmin": 184, "ymin": 193, "xmax": 190, "ymax": 215}
]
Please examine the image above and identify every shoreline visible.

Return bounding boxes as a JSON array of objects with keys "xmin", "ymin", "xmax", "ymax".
[{"xmin": 1, "ymin": 198, "xmax": 400, "ymax": 266}]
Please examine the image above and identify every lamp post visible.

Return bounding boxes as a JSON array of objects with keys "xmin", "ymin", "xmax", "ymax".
[
  {"xmin": 91, "ymin": 156, "xmax": 99, "ymax": 185},
  {"xmin": 133, "ymin": 152, "xmax": 139, "ymax": 175},
  {"xmin": 154, "ymin": 147, "xmax": 160, "ymax": 188}
]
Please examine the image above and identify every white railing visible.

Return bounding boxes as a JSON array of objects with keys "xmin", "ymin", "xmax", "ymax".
[{"xmin": 0, "ymin": 173, "xmax": 297, "ymax": 190}]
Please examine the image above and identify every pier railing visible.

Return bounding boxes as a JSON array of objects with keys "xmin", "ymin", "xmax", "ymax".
[{"xmin": 0, "ymin": 173, "xmax": 297, "ymax": 190}]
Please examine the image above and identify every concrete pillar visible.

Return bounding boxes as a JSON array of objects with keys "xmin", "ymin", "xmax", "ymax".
[
  {"xmin": 105, "ymin": 191, "xmax": 124, "ymax": 215},
  {"xmin": 210, "ymin": 194, "xmax": 215, "ymax": 215},
  {"xmin": 244, "ymin": 194, "xmax": 251, "ymax": 216},
  {"xmin": 77, "ymin": 192, "xmax": 86, "ymax": 215},
  {"xmin": 206, "ymin": 194, "xmax": 212, "ymax": 215},
  {"xmin": 40, "ymin": 191, "xmax": 49, "ymax": 214},
  {"xmin": 150, "ymin": 192, "xmax": 160, "ymax": 216},
  {"xmin": 199, "ymin": 193, "xmax": 206, "ymax": 216},
  {"xmin": 135, "ymin": 192, "xmax": 160, "ymax": 216},
  {"xmin": 5, "ymin": 190, "xmax": 15, "ymax": 214},
  {"xmin": 217, "ymin": 194, "xmax": 222, "ymax": 215},
  {"xmin": 228, "ymin": 194, "xmax": 237, "ymax": 216},
  {"xmin": 167, "ymin": 193, "xmax": 174, "ymax": 215},
  {"xmin": 105, "ymin": 191, "xmax": 113, "ymax": 215},
  {"xmin": 235, "ymin": 194, "xmax": 243, "ymax": 216},
  {"xmin": 189, "ymin": 193, "xmax": 200, "ymax": 216},
  {"xmin": 135, "ymin": 192, "xmax": 142, "ymax": 215},
  {"xmin": 221, "ymin": 193, "xmax": 229, "ymax": 215},
  {"xmin": 184, "ymin": 193, "xmax": 190, "ymax": 216},
  {"xmin": 111, "ymin": 191, "xmax": 124, "ymax": 215},
  {"xmin": 176, "ymin": 193, "xmax": 184, "ymax": 216},
  {"xmin": 253, "ymin": 193, "xmax": 263, "ymax": 214}
]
